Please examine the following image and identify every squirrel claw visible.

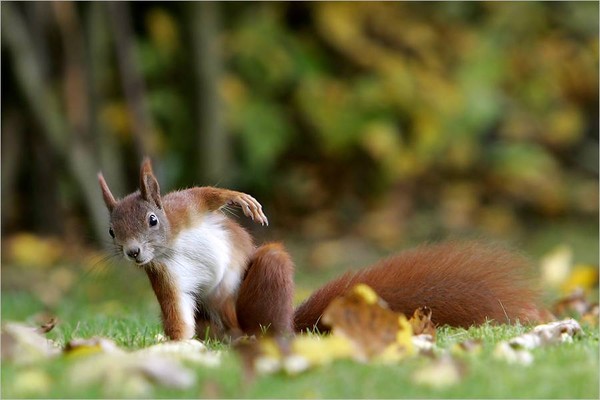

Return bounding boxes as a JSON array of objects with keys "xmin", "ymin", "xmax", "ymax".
[{"xmin": 233, "ymin": 194, "xmax": 268, "ymax": 226}]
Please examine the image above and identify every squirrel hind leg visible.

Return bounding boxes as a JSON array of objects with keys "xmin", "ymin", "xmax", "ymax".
[{"xmin": 236, "ymin": 243, "xmax": 295, "ymax": 336}]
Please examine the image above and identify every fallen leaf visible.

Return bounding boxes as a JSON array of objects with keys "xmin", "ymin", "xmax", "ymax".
[
  {"xmin": 409, "ymin": 306, "xmax": 436, "ymax": 338},
  {"xmin": 1, "ymin": 322, "xmax": 61, "ymax": 365},
  {"xmin": 285, "ymin": 335, "xmax": 354, "ymax": 373},
  {"xmin": 412, "ymin": 355, "xmax": 466, "ymax": 388},
  {"xmin": 493, "ymin": 342, "xmax": 534, "ymax": 366},
  {"xmin": 236, "ymin": 284, "xmax": 433, "ymax": 378},
  {"xmin": 237, "ymin": 334, "xmax": 354, "ymax": 376},
  {"xmin": 540, "ymin": 245, "xmax": 572, "ymax": 288},
  {"xmin": 36, "ymin": 317, "xmax": 58, "ymax": 334},
  {"xmin": 582, "ymin": 303, "xmax": 599, "ymax": 326},
  {"xmin": 322, "ymin": 284, "xmax": 415, "ymax": 361},
  {"xmin": 69, "ymin": 353, "xmax": 195, "ymax": 396},
  {"xmin": 11, "ymin": 369, "xmax": 52, "ymax": 396},
  {"xmin": 64, "ymin": 337, "xmax": 122, "ymax": 358},
  {"xmin": 411, "ymin": 334, "xmax": 436, "ymax": 356},
  {"xmin": 135, "ymin": 339, "xmax": 221, "ymax": 366},
  {"xmin": 450, "ymin": 339, "xmax": 483, "ymax": 356},
  {"xmin": 553, "ymin": 288, "xmax": 591, "ymax": 317},
  {"xmin": 494, "ymin": 318, "xmax": 582, "ymax": 365},
  {"xmin": 561, "ymin": 264, "xmax": 599, "ymax": 295}
]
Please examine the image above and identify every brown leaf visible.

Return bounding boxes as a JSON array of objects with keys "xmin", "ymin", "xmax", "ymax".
[
  {"xmin": 1, "ymin": 322, "xmax": 61, "ymax": 365},
  {"xmin": 36, "ymin": 317, "xmax": 58, "ymax": 334},
  {"xmin": 409, "ymin": 306, "xmax": 436, "ymax": 338},
  {"xmin": 553, "ymin": 288, "xmax": 597, "ymax": 320},
  {"xmin": 322, "ymin": 284, "xmax": 414, "ymax": 361},
  {"xmin": 582, "ymin": 303, "xmax": 599, "ymax": 326}
]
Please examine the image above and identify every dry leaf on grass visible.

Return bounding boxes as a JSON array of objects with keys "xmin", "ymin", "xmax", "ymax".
[
  {"xmin": 1, "ymin": 322, "xmax": 61, "ymax": 365},
  {"xmin": 539, "ymin": 245, "xmax": 598, "ymax": 295},
  {"xmin": 136, "ymin": 339, "xmax": 222, "ymax": 366},
  {"xmin": 450, "ymin": 339, "xmax": 483, "ymax": 356},
  {"xmin": 236, "ymin": 284, "xmax": 428, "ymax": 377},
  {"xmin": 322, "ymin": 283, "xmax": 415, "ymax": 362},
  {"xmin": 65, "ymin": 338, "xmax": 221, "ymax": 396},
  {"xmin": 412, "ymin": 355, "xmax": 466, "ymax": 388},
  {"xmin": 68, "ymin": 352, "xmax": 195, "ymax": 396},
  {"xmin": 36, "ymin": 316, "xmax": 58, "ymax": 334},
  {"xmin": 582, "ymin": 304, "xmax": 599, "ymax": 326},
  {"xmin": 65, "ymin": 337, "xmax": 123, "ymax": 358},
  {"xmin": 409, "ymin": 306, "xmax": 436, "ymax": 338},
  {"xmin": 561, "ymin": 264, "xmax": 598, "ymax": 294},
  {"xmin": 494, "ymin": 318, "xmax": 582, "ymax": 365},
  {"xmin": 553, "ymin": 288, "xmax": 599, "ymax": 325}
]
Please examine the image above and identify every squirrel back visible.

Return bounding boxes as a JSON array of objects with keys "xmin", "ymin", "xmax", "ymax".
[{"xmin": 294, "ymin": 241, "xmax": 541, "ymax": 332}]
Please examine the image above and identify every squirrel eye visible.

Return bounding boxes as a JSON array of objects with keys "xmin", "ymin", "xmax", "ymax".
[
  {"xmin": 108, "ymin": 227, "xmax": 115, "ymax": 238},
  {"xmin": 148, "ymin": 214, "xmax": 159, "ymax": 227}
]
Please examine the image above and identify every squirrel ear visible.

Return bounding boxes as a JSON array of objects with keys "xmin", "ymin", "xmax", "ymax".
[
  {"xmin": 98, "ymin": 173, "xmax": 117, "ymax": 212},
  {"xmin": 140, "ymin": 158, "xmax": 163, "ymax": 209}
]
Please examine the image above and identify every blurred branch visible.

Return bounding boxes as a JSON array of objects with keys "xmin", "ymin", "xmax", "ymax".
[
  {"xmin": 87, "ymin": 2, "xmax": 126, "ymax": 196},
  {"xmin": 1, "ymin": 113, "xmax": 24, "ymax": 234},
  {"xmin": 191, "ymin": 2, "xmax": 229, "ymax": 184},
  {"xmin": 52, "ymin": 1, "xmax": 90, "ymax": 136},
  {"xmin": 51, "ymin": 2, "xmax": 111, "ymax": 242},
  {"xmin": 1, "ymin": 3, "xmax": 68, "ymax": 149},
  {"xmin": 2, "ymin": 2, "xmax": 108, "ymax": 242},
  {"xmin": 107, "ymin": 1, "xmax": 156, "ymax": 160}
]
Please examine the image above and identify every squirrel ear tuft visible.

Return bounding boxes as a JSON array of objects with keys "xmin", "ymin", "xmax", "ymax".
[
  {"xmin": 140, "ymin": 158, "xmax": 163, "ymax": 209},
  {"xmin": 98, "ymin": 173, "xmax": 117, "ymax": 212}
]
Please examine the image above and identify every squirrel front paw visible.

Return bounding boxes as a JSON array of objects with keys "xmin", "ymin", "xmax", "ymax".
[{"xmin": 229, "ymin": 194, "xmax": 269, "ymax": 226}]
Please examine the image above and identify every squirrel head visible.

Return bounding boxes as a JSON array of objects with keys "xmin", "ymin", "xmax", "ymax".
[{"xmin": 98, "ymin": 158, "xmax": 170, "ymax": 266}]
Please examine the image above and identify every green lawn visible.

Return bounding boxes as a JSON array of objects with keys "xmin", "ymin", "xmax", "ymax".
[{"xmin": 1, "ymin": 260, "xmax": 598, "ymax": 399}]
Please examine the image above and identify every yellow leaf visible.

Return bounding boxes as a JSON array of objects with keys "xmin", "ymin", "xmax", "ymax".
[
  {"xmin": 561, "ymin": 264, "xmax": 599, "ymax": 294},
  {"xmin": 540, "ymin": 245, "xmax": 573, "ymax": 288},
  {"xmin": 146, "ymin": 8, "xmax": 179, "ymax": 54},
  {"xmin": 322, "ymin": 284, "xmax": 414, "ymax": 361},
  {"xmin": 286, "ymin": 335, "xmax": 354, "ymax": 373},
  {"xmin": 7, "ymin": 233, "xmax": 63, "ymax": 268},
  {"xmin": 450, "ymin": 339, "xmax": 483, "ymax": 357}
]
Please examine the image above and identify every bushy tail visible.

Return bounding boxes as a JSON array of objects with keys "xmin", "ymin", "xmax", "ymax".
[{"xmin": 294, "ymin": 241, "xmax": 541, "ymax": 332}]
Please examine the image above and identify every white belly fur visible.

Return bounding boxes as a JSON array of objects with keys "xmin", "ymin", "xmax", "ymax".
[{"xmin": 157, "ymin": 213, "xmax": 242, "ymax": 333}]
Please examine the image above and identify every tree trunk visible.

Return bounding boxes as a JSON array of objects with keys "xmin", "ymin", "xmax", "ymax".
[{"xmin": 191, "ymin": 2, "xmax": 229, "ymax": 185}]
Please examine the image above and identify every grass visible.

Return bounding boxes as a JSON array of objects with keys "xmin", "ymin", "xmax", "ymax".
[
  {"xmin": 2, "ymin": 222, "xmax": 599, "ymax": 399},
  {"xmin": 2, "ymin": 270, "xmax": 599, "ymax": 399}
]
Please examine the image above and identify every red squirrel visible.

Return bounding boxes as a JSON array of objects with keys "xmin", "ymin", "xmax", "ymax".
[{"xmin": 98, "ymin": 159, "xmax": 541, "ymax": 340}]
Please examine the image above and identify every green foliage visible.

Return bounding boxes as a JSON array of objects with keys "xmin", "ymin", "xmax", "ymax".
[
  {"xmin": 220, "ymin": 2, "xmax": 598, "ymax": 233},
  {"xmin": 1, "ymin": 2, "xmax": 598, "ymax": 241}
]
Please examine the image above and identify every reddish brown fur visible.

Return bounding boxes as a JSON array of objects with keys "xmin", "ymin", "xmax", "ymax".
[
  {"xmin": 236, "ymin": 243, "xmax": 295, "ymax": 335},
  {"xmin": 160, "ymin": 187, "xmax": 264, "ymax": 240},
  {"xmin": 140, "ymin": 160, "xmax": 163, "ymax": 208},
  {"xmin": 294, "ymin": 241, "xmax": 540, "ymax": 332},
  {"xmin": 101, "ymin": 159, "xmax": 541, "ymax": 341},
  {"xmin": 145, "ymin": 263, "xmax": 189, "ymax": 340}
]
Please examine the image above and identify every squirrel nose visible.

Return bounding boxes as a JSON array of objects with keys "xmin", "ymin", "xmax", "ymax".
[{"xmin": 126, "ymin": 247, "xmax": 141, "ymax": 259}]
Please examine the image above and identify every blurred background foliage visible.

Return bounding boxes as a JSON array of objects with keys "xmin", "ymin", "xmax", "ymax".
[{"xmin": 1, "ymin": 1, "xmax": 598, "ymax": 278}]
